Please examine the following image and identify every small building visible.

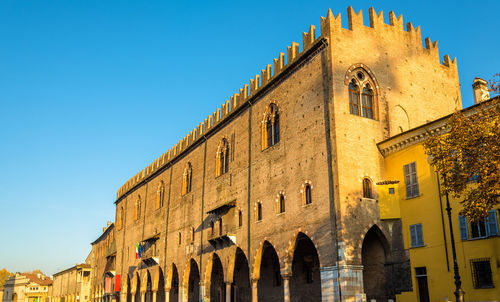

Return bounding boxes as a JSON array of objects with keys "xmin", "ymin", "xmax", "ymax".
[
  {"xmin": 377, "ymin": 92, "xmax": 500, "ymax": 301},
  {"xmin": 89, "ymin": 223, "xmax": 116, "ymax": 302},
  {"xmin": 2, "ymin": 273, "xmax": 52, "ymax": 302},
  {"xmin": 51, "ymin": 264, "xmax": 91, "ymax": 302}
]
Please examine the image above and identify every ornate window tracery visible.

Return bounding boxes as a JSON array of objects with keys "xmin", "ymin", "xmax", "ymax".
[
  {"xmin": 216, "ymin": 138, "xmax": 229, "ymax": 176},
  {"xmin": 182, "ymin": 162, "xmax": 192, "ymax": 195},
  {"xmin": 156, "ymin": 181, "xmax": 164, "ymax": 209},
  {"xmin": 261, "ymin": 103, "xmax": 280, "ymax": 150},
  {"xmin": 346, "ymin": 66, "xmax": 378, "ymax": 119}
]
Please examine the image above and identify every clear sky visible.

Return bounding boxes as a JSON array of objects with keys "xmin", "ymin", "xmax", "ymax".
[{"xmin": 0, "ymin": 0, "xmax": 498, "ymax": 275}]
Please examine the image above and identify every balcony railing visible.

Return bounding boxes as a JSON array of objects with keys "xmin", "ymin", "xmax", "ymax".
[{"xmin": 207, "ymin": 225, "xmax": 236, "ymax": 246}]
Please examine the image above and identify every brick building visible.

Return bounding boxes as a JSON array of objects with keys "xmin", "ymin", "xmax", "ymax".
[
  {"xmin": 91, "ymin": 6, "xmax": 464, "ymax": 302},
  {"xmin": 51, "ymin": 264, "xmax": 92, "ymax": 302}
]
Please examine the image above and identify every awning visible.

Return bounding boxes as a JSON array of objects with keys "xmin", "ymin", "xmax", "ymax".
[
  {"xmin": 141, "ymin": 234, "xmax": 160, "ymax": 244},
  {"xmin": 206, "ymin": 200, "xmax": 236, "ymax": 215}
]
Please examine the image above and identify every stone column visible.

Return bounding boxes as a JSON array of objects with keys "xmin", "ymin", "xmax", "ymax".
[
  {"xmin": 320, "ymin": 266, "xmax": 338, "ymax": 302},
  {"xmin": 140, "ymin": 292, "xmax": 145, "ymax": 302},
  {"xmin": 251, "ymin": 279, "xmax": 258, "ymax": 302},
  {"xmin": 283, "ymin": 275, "xmax": 291, "ymax": 302},
  {"xmin": 130, "ymin": 293, "xmax": 135, "ymax": 302},
  {"xmin": 225, "ymin": 283, "xmax": 231, "ymax": 302},
  {"xmin": 152, "ymin": 291, "xmax": 157, "ymax": 302},
  {"xmin": 164, "ymin": 290, "xmax": 169, "ymax": 302}
]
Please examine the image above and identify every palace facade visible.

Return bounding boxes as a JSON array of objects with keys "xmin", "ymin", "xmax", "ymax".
[{"xmin": 90, "ymin": 6, "xmax": 467, "ymax": 302}]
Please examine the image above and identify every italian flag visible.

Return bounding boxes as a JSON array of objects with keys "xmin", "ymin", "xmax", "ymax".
[{"xmin": 135, "ymin": 243, "xmax": 139, "ymax": 259}]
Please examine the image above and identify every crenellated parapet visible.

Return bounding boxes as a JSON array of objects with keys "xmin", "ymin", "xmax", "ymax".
[{"xmin": 116, "ymin": 6, "xmax": 457, "ymax": 201}]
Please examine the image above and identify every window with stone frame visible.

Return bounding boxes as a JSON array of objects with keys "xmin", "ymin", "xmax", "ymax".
[
  {"xmin": 182, "ymin": 162, "xmax": 193, "ymax": 195},
  {"xmin": 238, "ymin": 209, "xmax": 243, "ymax": 227},
  {"xmin": 134, "ymin": 196, "xmax": 141, "ymax": 220},
  {"xmin": 363, "ymin": 178, "xmax": 373, "ymax": 199},
  {"xmin": 346, "ymin": 67, "xmax": 377, "ymax": 120},
  {"xmin": 404, "ymin": 162, "xmax": 419, "ymax": 198},
  {"xmin": 156, "ymin": 181, "xmax": 165, "ymax": 209},
  {"xmin": 459, "ymin": 210, "xmax": 498, "ymax": 240},
  {"xmin": 261, "ymin": 103, "xmax": 280, "ymax": 150},
  {"xmin": 303, "ymin": 183, "xmax": 312, "ymax": 205},
  {"xmin": 277, "ymin": 193, "xmax": 285, "ymax": 214},
  {"xmin": 256, "ymin": 202, "xmax": 263, "ymax": 221},
  {"xmin": 216, "ymin": 138, "xmax": 230, "ymax": 177}
]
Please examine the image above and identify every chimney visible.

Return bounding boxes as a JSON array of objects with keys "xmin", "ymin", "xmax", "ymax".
[{"xmin": 473, "ymin": 77, "xmax": 490, "ymax": 104}]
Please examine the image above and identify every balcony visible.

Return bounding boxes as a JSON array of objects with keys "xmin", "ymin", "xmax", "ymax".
[{"xmin": 208, "ymin": 225, "xmax": 236, "ymax": 247}]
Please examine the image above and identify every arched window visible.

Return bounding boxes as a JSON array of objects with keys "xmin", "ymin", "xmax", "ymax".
[
  {"xmin": 178, "ymin": 232, "xmax": 182, "ymax": 246},
  {"xmin": 304, "ymin": 184, "xmax": 312, "ymax": 205},
  {"xmin": 257, "ymin": 202, "xmax": 263, "ymax": 221},
  {"xmin": 349, "ymin": 81, "xmax": 360, "ymax": 116},
  {"xmin": 238, "ymin": 210, "xmax": 243, "ymax": 227},
  {"xmin": 117, "ymin": 207, "xmax": 124, "ymax": 229},
  {"xmin": 362, "ymin": 85, "xmax": 374, "ymax": 119},
  {"xmin": 134, "ymin": 196, "xmax": 141, "ymax": 220},
  {"xmin": 182, "ymin": 162, "xmax": 192, "ymax": 195},
  {"xmin": 278, "ymin": 194, "xmax": 285, "ymax": 214},
  {"xmin": 363, "ymin": 178, "xmax": 373, "ymax": 199},
  {"xmin": 218, "ymin": 218, "xmax": 223, "ymax": 235},
  {"xmin": 191, "ymin": 227, "xmax": 195, "ymax": 242},
  {"xmin": 261, "ymin": 103, "xmax": 280, "ymax": 150},
  {"xmin": 346, "ymin": 67, "xmax": 377, "ymax": 120},
  {"xmin": 156, "ymin": 181, "xmax": 164, "ymax": 209},
  {"xmin": 216, "ymin": 139, "xmax": 229, "ymax": 176}
]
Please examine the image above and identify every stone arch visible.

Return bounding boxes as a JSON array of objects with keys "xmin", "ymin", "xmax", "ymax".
[
  {"xmin": 284, "ymin": 229, "xmax": 323, "ymax": 274},
  {"xmin": 288, "ymin": 232, "xmax": 322, "ymax": 302},
  {"xmin": 390, "ymin": 104, "xmax": 410, "ymax": 135},
  {"xmin": 182, "ymin": 258, "xmax": 200, "ymax": 302},
  {"xmin": 228, "ymin": 247, "xmax": 251, "ymax": 302},
  {"xmin": 361, "ymin": 224, "xmax": 391, "ymax": 301},
  {"xmin": 204, "ymin": 253, "xmax": 225, "ymax": 302},
  {"xmin": 131, "ymin": 272, "xmax": 140, "ymax": 302},
  {"xmin": 253, "ymin": 240, "xmax": 283, "ymax": 301},
  {"xmin": 123, "ymin": 274, "xmax": 131, "ymax": 302},
  {"xmin": 154, "ymin": 267, "xmax": 165, "ymax": 302},
  {"xmin": 252, "ymin": 239, "xmax": 283, "ymax": 280},
  {"xmin": 165, "ymin": 263, "xmax": 179, "ymax": 302}
]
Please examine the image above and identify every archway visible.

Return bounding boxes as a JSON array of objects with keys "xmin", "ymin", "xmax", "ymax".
[
  {"xmin": 169, "ymin": 265, "xmax": 179, "ymax": 302},
  {"xmin": 156, "ymin": 269, "xmax": 165, "ymax": 302},
  {"xmin": 362, "ymin": 225, "xmax": 390, "ymax": 301},
  {"xmin": 257, "ymin": 242, "xmax": 283, "ymax": 301},
  {"xmin": 187, "ymin": 259, "xmax": 200, "ymax": 302},
  {"xmin": 12, "ymin": 293, "xmax": 17, "ymax": 302},
  {"xmin": 145, "ymin": 272, "xmax": 153, "ymax": 302},
  {"xmin": 134, "ymin": 273, "xmax": 141, "ymax": 302},
  {"xmin": 209, "ymin": 254, "xmax": 225, "ymax": 302},
  {"xmin": 126, "ymin": 276, "xmax": 131, "ymax": 302},
  {"xmin": 290, "ymin": 233, "xmax": 321, "ymax": 302},
  {"xmin": 233, "ymin": 248, "xmax": 250, "ymax": 302}
]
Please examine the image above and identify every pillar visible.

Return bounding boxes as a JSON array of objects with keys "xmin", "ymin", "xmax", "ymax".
[
  {"xmin": 130, "ymin": 293, "xmax": 135, "ymax": 302},
  {"xmin": 164, "ymin": 290, "xmax": 169, "ymax": 302},
  {"xmin": 140, "ymin": 292, "xmax": 145, "ymax": 302},
  {"xmin": 151, "ymin": 291, "xmax": 157, "ymax": 302},
  {"xmin": 225, "ymin": 283, "xmax": 231, "ymax": 302},
  {"xmin": 283, "ymin": 275, "xmax": 291, "ymax": 302},
  {"xmin": 251, "ymin": 279, "xmax": 258, "ymax": 302}
]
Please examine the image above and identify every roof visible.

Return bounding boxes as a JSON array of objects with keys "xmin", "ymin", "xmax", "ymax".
[
  {"xmin": 53, "ymin": 263, "xmax": 91, "ymax": 277},
  {"xmin": 91, "ymin": 223, "xmax": 114, "ymax": 245},
  {"xmin": 21, "ymin": 273, "xmax": 53, "ymax": 286}
]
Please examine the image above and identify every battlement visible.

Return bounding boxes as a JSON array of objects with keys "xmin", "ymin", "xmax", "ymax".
[{"xmin": 115, "ymin": 6, "xmax": 457, "ymax": 201}]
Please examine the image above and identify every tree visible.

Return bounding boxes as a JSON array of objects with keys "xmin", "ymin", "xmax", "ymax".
[
  {"xmin": 489, "ymin": 73, "xmax": 500, "ymax": 95},
  {"xmin": 0, "ymin": 268, "xmax": 14, "ymax": 287},
  {"xmin": 423, "ymin": 98, "xmax": 499, "ymax": 222}
]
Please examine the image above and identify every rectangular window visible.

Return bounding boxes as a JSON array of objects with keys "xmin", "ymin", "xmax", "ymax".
[
  {"xmin": 410, "ymin": 223, "xmax": 424, "ymax": 247},
  {"xmin": 471, "ymin": 258, "xmax": 494, "ymax": 288},
  {"xmin": 415, "ymin": 267, "xmax": 430, "ymax": 302},
  {"xmin": 459, "ymin": 215, "xmax": 468, "ymax": 240},
  {"xmin": 469, "ymin": 210, "xmax": 498, "ymax": 239},
  {"xmin": 404, "ymin": 162, "xmax": 419, "ymax": 198}
]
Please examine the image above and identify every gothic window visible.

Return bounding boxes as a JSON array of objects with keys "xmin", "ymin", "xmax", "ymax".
[
  {"xmin": 362, "ymin": 85, "xmax": 374, "ymax": 119},
  {"xmin": 349, "ymin": 81, "xmax": 360, "ymax": 116},
  {"xmin": 238, "ymin": 210, "xmax": 243, "ymax": 227},
  {"xmin": 216, "ymin": 138, "xmax": 229, "ymax": 176},
  {"xmin": 191, "ymin": 227, "xmax": 195, "ymax": 242},
  {"xmin": 156, "ymin": 181, "xmax": 164, "ymax": 209},
  {"xmin": 134, "ymin": 196, "xmax": 141, "ymax": 221},
  {"xmin": 363, "ymin": 178, "xmax": 373, "ymax": 199},
  {"xmin": 261, "ymin": 103, "xmax": 280, "ymax": 150},
  {"xmin": 278, "ymin": 193, "xmax": 285, "ymax": 214},
  {"xmin": 118, "ymin": 207, "xmax": 124, "ymax": 230},
  {"xmin": 302, "ymin": 183, "xmax": 313, "ymax": 205},
  {"xmin": 256, "ymin": 202, "xmax": 263, "ymax": 221},
  {"xmin": 346, "ymin": 67, "xmax": 377, "ymax": 119},
  {"xmin": 182, "ymin": 162, "xmax": 192, "ymax": 195}
]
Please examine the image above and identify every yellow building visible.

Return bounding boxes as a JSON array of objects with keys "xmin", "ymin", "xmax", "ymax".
[
  {"xmin": 2, "ymin": 273, "xmax": 52, "ymax": 302},
  {"xmin": 377, "ymin": 94, "xmax": 500, "ymax": 301}
]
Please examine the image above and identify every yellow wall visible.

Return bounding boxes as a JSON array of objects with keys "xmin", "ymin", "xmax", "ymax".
[{"xmin": 379, "ymin": 143, "xmax": 500, "ymax": 301}]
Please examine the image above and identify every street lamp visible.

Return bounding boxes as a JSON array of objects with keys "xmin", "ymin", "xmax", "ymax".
[{"xmin": 428, "ymin": 155, "xmax": 465, "ymax": 301}]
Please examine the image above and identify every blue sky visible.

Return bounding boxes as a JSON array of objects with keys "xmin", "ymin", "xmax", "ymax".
[{"xmin": 0, "ymin": 0, "xmax": 498, "ymax": 275}]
